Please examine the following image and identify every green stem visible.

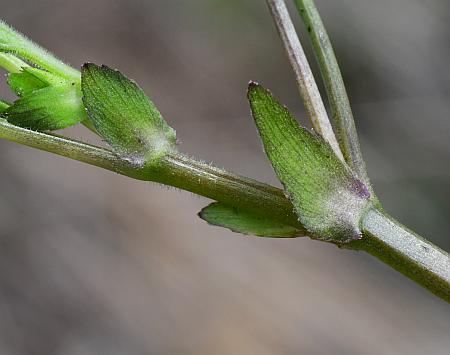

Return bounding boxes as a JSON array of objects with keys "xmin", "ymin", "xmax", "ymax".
[
  {"xmin": 293, "ymin": 0, "xmax": 371, "ymax": 189},
  {"xmin": 266, "ymin": 0, "xmax": 343, "ymax": 161},
  {"xmin": 349, "ymin": 208, "xmax": 450, "ymax": 302},
  {"xmin": 0, "ymin": 52, "xmax": 28, "ymax": 73},
  {"xmin": 0, "ymin": 118, "xmax": 302, "ymax": 230},
  {"xmin": 155, "ymin": 154, "xmax": 302, "ymax": 229},
  {"xmin": 0, "ymin": 118, "xmax": 130, "ymax": 174},
  {"xmin": 0, "ymin": 21, "xmax": 80, "ymax": 81},
  {"xmin": 0, "ymin": 118, "xmax": 448, "ymax": 302}
]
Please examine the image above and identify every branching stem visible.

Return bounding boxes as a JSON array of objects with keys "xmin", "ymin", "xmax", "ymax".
[
  {"xmin": 0, "ymin": 12, "xmax": 448, "ymax": 302},
  {"xmin": 0, "ymin": 118, "xmax": 302, "ymax": 229},
  {"xmin": 266, "ymin": 0, "xmax": 343, "ymax": 161},
  {"xmin": 293, "ymin": 0, "xmax": 371, "ymax": 188},
  {"xmin": 0, "ymin": 118, "xmax": 448, "ymax": 302}
]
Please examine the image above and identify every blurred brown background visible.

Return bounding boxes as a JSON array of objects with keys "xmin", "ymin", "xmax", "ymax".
[{"xmin": 0, "ymin": 0, "xmax": 449, "ymax": 354}]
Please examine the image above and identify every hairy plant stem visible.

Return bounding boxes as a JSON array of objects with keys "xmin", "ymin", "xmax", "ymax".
[
  {"xmin": 156, "ymin": 154, "xmax": 302, "ymax": 228},
  {"xmin": 349, "ymin": 208, "xmax": 450, "ymax": 302},
  {"xmin": 266, "ymin": 0, "xmax": 343, "ymax": 161},
  {"xmin": 0, "ymin": 118, "xmax": 302, "ymax": 229},
  {"xmin": 0, "ymin": 117, "xmax": 448, "ymax": 302},
  {"xmin": 0, "ymin": 118, "xmax": 126, "ymax": 172},
  {"xmin": 292, "ymin": 0, "xmax": 371, "ymax": 189}
]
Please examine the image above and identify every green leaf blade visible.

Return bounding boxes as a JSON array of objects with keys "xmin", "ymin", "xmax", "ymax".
[
  {"xmin": 248, "ymin": 82, "xmax": 371, "ymax": 243},
  {"xmin": 81, "ymin": 63, "xmax": 176, "ymax": 164},
  {"xmin": 199, "ymin": 202, "xmax": 300, "ymax": 238}
]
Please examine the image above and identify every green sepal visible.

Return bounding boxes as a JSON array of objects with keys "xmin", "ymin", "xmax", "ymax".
[
  {"xmin": 199, "ymin": 202, "xmax": 300, "ymax": 238},
  {"xmin": 7, "ymin": 67, "xmax": 63, "ymax": 97},
  {"xmin": 248, "ymin": 82, "xmax": 371, "ymax": 243},
  {"xmin": 81, "ymin": 63, "xmax": 177, "ymax": 164},
  {"xmin": 3, "ymin": 84, "xmax": 86, "ymax": 131}
]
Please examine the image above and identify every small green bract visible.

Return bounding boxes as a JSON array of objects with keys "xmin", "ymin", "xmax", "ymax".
[
  {"xmin": 248, "ymin": 82, "xmax": 372, "ymax": 243},
  {"xmin": 81, "ymin": 63, "xmax": 177, "ymax": 165},
  {"xmin": 200, "ymin": 202, "xmax": 300, "ymax": 238}
]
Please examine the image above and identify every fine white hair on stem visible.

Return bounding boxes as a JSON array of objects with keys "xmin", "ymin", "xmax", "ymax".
[{"xmin": 266, "ymin": 0, "xmax": 343, "ymax": 161}]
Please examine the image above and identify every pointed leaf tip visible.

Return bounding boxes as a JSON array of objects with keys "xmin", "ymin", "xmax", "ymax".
[{"xmin": 248, "ymin": 83, "xmax": 372, "ymax": 243}]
